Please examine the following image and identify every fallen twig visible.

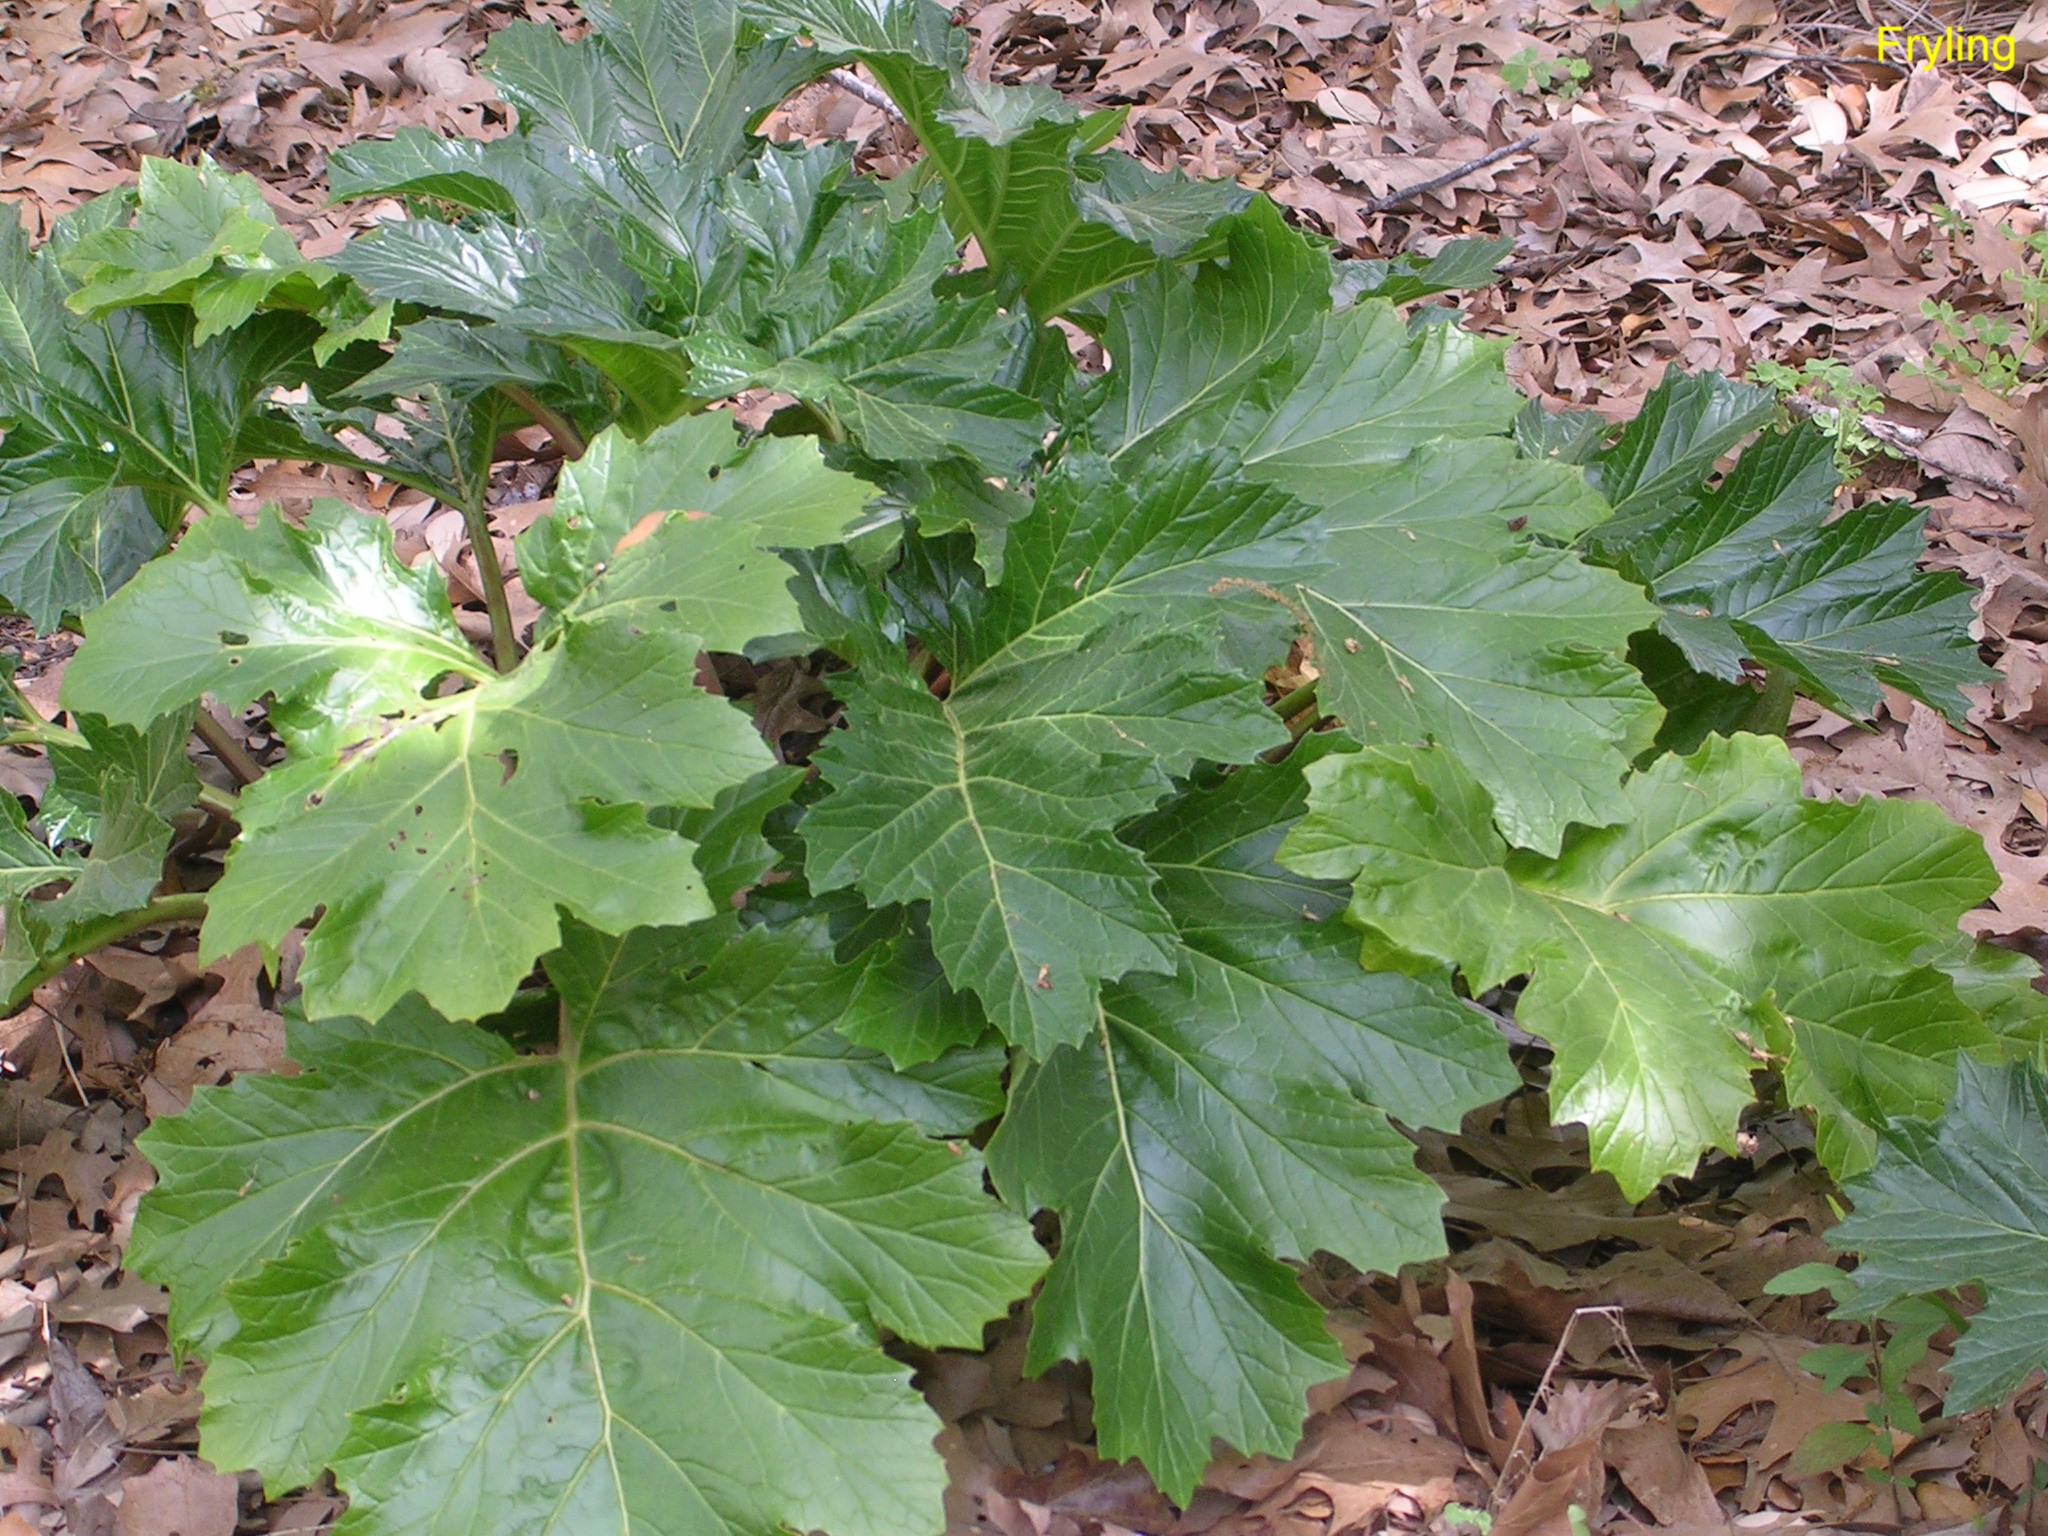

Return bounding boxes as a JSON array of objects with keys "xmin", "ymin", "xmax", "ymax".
[
  {"xmin": 828, "ymin": 67, "xmax": 902, "ymax": 119},
  {"xmin": 1364, "ymin": 134, "xmax": 1540, "ymax": 215},
  {"xmin": 1485, "ymin": 1304, "xmax": 1647, "ymax": 1513}
]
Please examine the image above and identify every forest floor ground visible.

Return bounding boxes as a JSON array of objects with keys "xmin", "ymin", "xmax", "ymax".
[{"xmin": 3, "ymin": 0, "xmax": 2048, "ymax": 1532}]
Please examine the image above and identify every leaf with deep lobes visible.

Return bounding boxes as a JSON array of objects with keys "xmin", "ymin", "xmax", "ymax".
[{"xmin": 131, "ymin": 916, "xmax": 1043, "ymax": 1536}]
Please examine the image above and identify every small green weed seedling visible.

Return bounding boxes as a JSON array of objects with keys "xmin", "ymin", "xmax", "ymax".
[
  {"xmin": 1910, "ymin": 226, "xmax": 2048, "ymax": 397},
  {"xmin": 1502, "ymin": 46, "xmax": 1592, "ymax": 100},
  {"xmin": 1749, "ymin": 357, "xmax": 1890, "ymax": 472}
]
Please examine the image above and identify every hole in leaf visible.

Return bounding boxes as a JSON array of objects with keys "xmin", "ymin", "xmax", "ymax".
[{"xmin": 499, "ymin": 749, "xmax": 519, "ymax": 786}]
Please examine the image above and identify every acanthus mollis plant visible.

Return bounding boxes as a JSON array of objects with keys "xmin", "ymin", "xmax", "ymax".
[{"xmin": 0, "ymin": 0, "xmax": 2039, "ymax": 1527}]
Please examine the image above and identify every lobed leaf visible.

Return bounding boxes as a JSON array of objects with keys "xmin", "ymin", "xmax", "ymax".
[
  {"xmin": 988, "ymin": 739, "xmax": 1515, "ymax": 1497},
  {"xmin": 1584, "ymin": 407, "xmax": 1988, "ymax": 724},
  {"xmin": 1280, "ymin": 732, "xmax": 2000, "ymax": 1197},
  {"xmin": 1830, "ymin": 1059, "xmax": 2048, "ymax": 1410},
  {"xmin": 131, "ymin": 917, "xmax": 1043, "ymax": 1536},
  {"xmin": 804, "ymin": 450, "xmax": 1313, "ymax": 1052},
  {"xmin": 60, "ymin": 155, "xmax": 335, "ymax": 342},
  {"xmin": 65, "ymin": 500, "xmax": 781, "ymax": 1021},
  {"xmin": 0, "ymin": 221, "xmax": 323, "ymax": 629}
]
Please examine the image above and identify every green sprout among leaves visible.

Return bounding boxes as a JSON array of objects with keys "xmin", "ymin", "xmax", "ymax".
[
  {"xmin": 1909, "ymin": 223, "xmax": 2048, "ymax": 399},
  {"xmin": 1502, "ymin": 47, "xmax": 1593, "ymax": 101},
  {"xmin": 1748, "ymin": 357, "xmax": 1891, "ymax": 472}
]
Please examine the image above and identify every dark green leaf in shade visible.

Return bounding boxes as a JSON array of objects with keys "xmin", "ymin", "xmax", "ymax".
[
  {"xmin": 0, "ymin": 796, "xmax": 72, "ymax": 898},
  {"xmin": 0, "ymin": 222, "xmax": 323, "ymax": 628},
  {"xmin": 1331, "ymin": 237, "xmax": 1512, "ymax": 306},
  {"xmin": 987, "ymin": 739, "xmax": 1515, "ymax": 1498},
  {"xmin": 1830, "ymin": 1059, "xmax": 2048, "ymax": 1410},
  {"xmin": 1584, "ymin": 418, "xmax": 1989, "ymax": 724}
]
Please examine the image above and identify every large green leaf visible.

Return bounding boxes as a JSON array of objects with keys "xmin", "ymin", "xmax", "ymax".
[
  {"xmin": 131, "ymin": 916, "xmax": 1044, "ymax": 1536},
  {"xmin": 804, "ymin": 452, "xmax": 1313, "ymax": 1053},
  {"xmin": 988, "ymin": 739, "xmax": 1514, "ymax": 1498},
  {"xmin": 0, "ymin": 222, "xmax": 321, "ymax": 628},
  {"xmin": 1089, "ymin": 199, "xmax": 1331, "ymax": 464},
  {"xmin": 1280, "ymin": 733, "xmax": 1998, "ymax": 1198},
  {"xmin": 900, "ymin": 93, "xmax": 1238, "ymax": 318},
  {"xmin": 33, "ymin": 776, "xmax": 170, "ymax": 931},
  {"xmin": 60, "ymin": 155, "xmax": 334, "ymax": 342},
  {"xmin": 1291, "ymin": 438, "xmax": 1661, "ymax": 855},
  {"xmin": 333, "ymin": 217, "xmax": 694, "ymax": 432},
  {"xmin": 686, "ymin": 156, "xmax": 1048, "ymax": 467},
  {"xmin": 1334, "ymin": 237, "xmax": 1512, "ymax": 305},
  {"xmin": 748, "ymin": 1, "xmax": 1239, "ymax": 316},
  {"xmin": 740, "ymin": 0, "xmax": 960, "ymax": 65},
  {"xmin": 62, "ymin": 503, "xmax": 770, "ymax": 1021},
  {"xmin": 1072, "ymin": 205, "xmax": 1656, "ymax": 852},
  {"xmin": 1229, "ymin": 301, "xmax": 1519, "ymax": 479},
  {"xmin": 522, "ymin": 412, "xmax": 877, "ymax": 641},
  {"xmin": 495, "ymin": 0, "xmax": 822, "ymax": 164},
  {"xmin": 1830, "ymin": 1059, "xmax": 2048, "ymax": 1410},
  {"xmin": 1775, "ymin": 964, "xmax": 2002, "ymax": 1179},
  {"xmin": 1584, "ymin": 419, "xmax": 1988, "ymax": 723},
  {"xmin": 1589, "ymin": 369, "xmax": 1775, "ymax": 519},
  {"xmin": 328, "ymin": 130, "xmax": 528, "ymax": 215}
]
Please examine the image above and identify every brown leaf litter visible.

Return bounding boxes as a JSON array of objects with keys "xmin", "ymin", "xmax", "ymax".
[{"xmin": 918, "ymin": 1091, "xmax": 2048, "ymax": 1535}]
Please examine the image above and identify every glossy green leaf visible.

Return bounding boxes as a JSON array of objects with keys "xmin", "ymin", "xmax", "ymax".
[
  {"xmin": 64, "ymin": 505, "xmax": 775, "ymax": 1021},
  {"xmin": 988, "ymin": 740, "xmax": 1514, "ymax": 1497},
  {"xmin": 1775, "ymin": 965, "xmax": 2001, "ymax": 1179},
  {"xmin": 327, "ymin": 130, "xmax": 526, "ymax": 214},
  {"xmin": 61, "ymin": 155, "xmax": 334, "ymax": 341},
  {"xmin": 913, "ymin": 103, "xmax": 1240, "ymax": 317},
  {"xmin": 741, "ymin": 0, "xmax": 960, "ymax": 65},
  {"xmin": 130, "ymin": 916, "xmax": 1043, "ymax": 1536},
  {"xmin": 686, "ymin": 164, "xmax": 1048, "ymax": 467},
  {"xmin": 0, "ymin": 222, "xmax": 322, "ymax": 628},
  {"xmin": 36, "ymin": 777, "xmax": 170, "ymax": 930},
  {"xmin": 495, "ymin": 0, "xmax": 824, "ymax": 163},
  {"xmin": 333, "ymin": 217, "xmax": 694, "ymax": 432},
  {"xmin": 805, "ymin": 452, "xmax": 1311, "ymax": 1053},
  {"xmin": 1590, "ymin": 369, "xmax": 1775, "ymax": 519},
  {"xmin": 1230, "ymin": 300, "xmax": 1519, "ymax": 479},
  {"xmin": 834, "ymin": 905, "xmax": 989, "ymax": 1067},
  {"xmin": 1281, "ymin": 733, "xmax": 1998, "ymax": 1197},
  {"xmin": 1291, "ymin": 438, "xmax": 1660, "ymax": 854},
  {"xmin": 1090, "ymin": 199, "xmax": 1331, "ymax": 463}
]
